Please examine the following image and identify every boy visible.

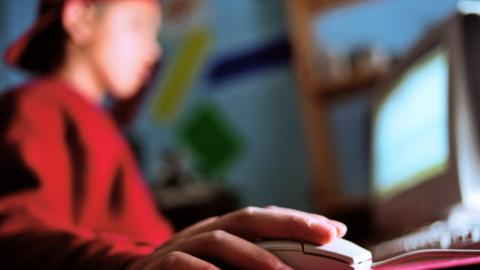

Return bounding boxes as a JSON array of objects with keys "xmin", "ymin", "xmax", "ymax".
[{"xmin": 0, "ymin": 0, "xmax": 347, "ymax": 269}]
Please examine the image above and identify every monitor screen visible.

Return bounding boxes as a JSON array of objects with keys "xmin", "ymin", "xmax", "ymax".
[{"xmin": 372, "ymin": 47, "xmax": 450, "ymax": 199}]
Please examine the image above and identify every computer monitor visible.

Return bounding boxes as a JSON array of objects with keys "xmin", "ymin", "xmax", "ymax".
[{"xmin": 371, "ymin": 6, "xmax": 480, "ymax": 237}]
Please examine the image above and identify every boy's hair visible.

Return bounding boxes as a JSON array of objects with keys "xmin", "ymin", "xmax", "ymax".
[{"xmin": 17, "ymin": 16, "xmax": 67, "ymax": 75}]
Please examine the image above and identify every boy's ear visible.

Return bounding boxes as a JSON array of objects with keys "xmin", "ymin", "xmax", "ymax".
[{"xmin": 62, "ymin": 0, "xmax": 97, "ymax": 45}]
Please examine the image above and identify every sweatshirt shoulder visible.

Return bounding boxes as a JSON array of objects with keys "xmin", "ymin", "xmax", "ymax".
[
  {"xmin": 0, "ymin": 79, "xmax": 67, "ymax": 136},
  {"xmin": 1, "ymin": 79, "xmax": 67, "ymax": 114}
]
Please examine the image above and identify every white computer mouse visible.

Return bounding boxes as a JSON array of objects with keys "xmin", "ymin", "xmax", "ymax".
[{"xmin": 258, "ymin": 238, "xmax": 372, "ymax": 270}]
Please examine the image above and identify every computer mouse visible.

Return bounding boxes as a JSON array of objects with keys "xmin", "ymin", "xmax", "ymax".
[{"xmin": 258, "ymin": 238, "xmax": 372, "ymax": 270}]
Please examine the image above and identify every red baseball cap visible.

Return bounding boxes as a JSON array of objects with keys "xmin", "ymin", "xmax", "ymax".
[{"xmin": 4, "ymin": 0, "xmax": 159, "ymax": 69}]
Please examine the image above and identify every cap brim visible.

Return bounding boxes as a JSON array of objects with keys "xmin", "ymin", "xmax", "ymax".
[{"xmin": 4, "ymin": 10, "xmax": 57, "ymax": 68}]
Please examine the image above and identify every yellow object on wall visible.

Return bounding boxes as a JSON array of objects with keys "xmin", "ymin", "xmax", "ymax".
[{"xmin": 152, "ymin": 27, "xmax": 213, "ymax": 123}]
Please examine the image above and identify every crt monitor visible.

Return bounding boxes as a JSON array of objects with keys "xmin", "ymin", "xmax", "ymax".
[{"xmin": 370, "ymin": 6, "xmax": 480, "ymax": 237}]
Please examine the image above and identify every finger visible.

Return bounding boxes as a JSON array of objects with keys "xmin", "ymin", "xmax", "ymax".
[
  {"xmin": 176, "ymin": 216, "xmax": 220, "ymax": 238},
  {"xmin": 187, "ymin": 207, "xmax": 338, "ymax": 244},
  {"xmin": 254, "ymin": 206, "xmax": 338, "ymax": 243},
  {"xmin": 265, "ymin": 206, "xmax": 348, "ymax": 238},
  {"xmin": 145, "ymin": 251, "xmax": 219, "ymax": 270},
  {"xmin": 170, "ymin": 230, "xmax": 293, "ymax": 270},
  {"xmin": 328, "ymin": 220, "xmax": 348, "ymax": 238}
]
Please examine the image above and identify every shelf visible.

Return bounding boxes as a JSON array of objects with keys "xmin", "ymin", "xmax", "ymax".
[
  {"xmin": 318, "ymin": 70, "xmax": 387, "ymax": 100},
  {"xmin": 285, "ymin": 0, "xmax": 379, "ymax": 214},
  {"xmin": 304, "ymin": 0, "xmax": 364, "ymax": 14}
]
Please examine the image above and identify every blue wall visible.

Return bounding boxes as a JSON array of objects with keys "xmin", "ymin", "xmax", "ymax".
[
  {"xmin": 0, "ymin": 0, "xmax": 36, "ymax": 91},
  {"xmin": 132, "ymin": 0, "xmax": 313, "ymax": 210}
]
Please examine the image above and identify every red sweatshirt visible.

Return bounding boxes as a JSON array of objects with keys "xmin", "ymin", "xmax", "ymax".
[{"xmin": 0, "ymin": 77, "xmax": 173, "ymax": 269}]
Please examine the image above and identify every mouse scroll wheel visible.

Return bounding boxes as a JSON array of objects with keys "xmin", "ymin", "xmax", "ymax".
[{"xmin": 300, "ymin": 241, "xmax": 307, "ymax": 251}]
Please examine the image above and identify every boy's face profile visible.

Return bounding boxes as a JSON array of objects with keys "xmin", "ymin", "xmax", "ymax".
[{"xmin": 66, "ymin": 0, "xmax": 162, "ymax": 99}]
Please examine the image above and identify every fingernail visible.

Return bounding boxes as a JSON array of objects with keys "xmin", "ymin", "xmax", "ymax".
[
  {"xmin": 307, "ymin": 218, "xmax": 327, "ymax": 228},
  {"xmin": 311, "ymin": 220, "xmax": 337, "ymax": 237},
  {"xmin": 277, "ymin": 262, "xmax": 294, "ymax": 270},
  {"xmin": 338, "ymin": 223, "xmax": 348, "ymax": 236}
]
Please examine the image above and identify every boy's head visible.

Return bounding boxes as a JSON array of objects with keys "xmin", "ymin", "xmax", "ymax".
[{"xmin": 5, "ymin": 0, "xmax": 162, "ymax": 99}]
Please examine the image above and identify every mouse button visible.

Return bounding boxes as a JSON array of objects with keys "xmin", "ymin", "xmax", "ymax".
[
  {"xmin": 270, "ymin": 251, "xmax": 357, "ymax": 270},
  {"xmin": 302, "ymin": 238, "xmax": 372, "ymax": 265},
  {"xmin": 257, "ymin": 241, "xmax": 303, "ymax": 252}
]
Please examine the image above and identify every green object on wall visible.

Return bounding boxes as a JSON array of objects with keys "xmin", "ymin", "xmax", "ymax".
[{"xmin": 178, "ymin": 103, "xmax": 243, "ymax": 178}]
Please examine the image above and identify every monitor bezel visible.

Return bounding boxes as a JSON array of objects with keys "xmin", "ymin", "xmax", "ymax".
[{"xmin": 370, "ymin": 15, "xmax": 463, "ymax": 238}]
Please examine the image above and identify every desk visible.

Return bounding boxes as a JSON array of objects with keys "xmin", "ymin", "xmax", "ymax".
[{"xmin": 155, "ymin": 183, "xmax": 238, "ymax": 230}]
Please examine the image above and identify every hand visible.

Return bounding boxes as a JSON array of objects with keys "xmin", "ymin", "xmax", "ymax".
[{"xmin": 130, "ymin": 206, "xmax": 347, "ymax": 270}]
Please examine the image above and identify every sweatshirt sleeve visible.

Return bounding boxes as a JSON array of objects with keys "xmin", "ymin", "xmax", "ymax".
[
  {"xmin": 0, "ymin": 206, "xmax": 144, "ymax": 270},
  {"xmin": 0, "ymin": 91, "xmax": 151, "ymax": 270}
]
